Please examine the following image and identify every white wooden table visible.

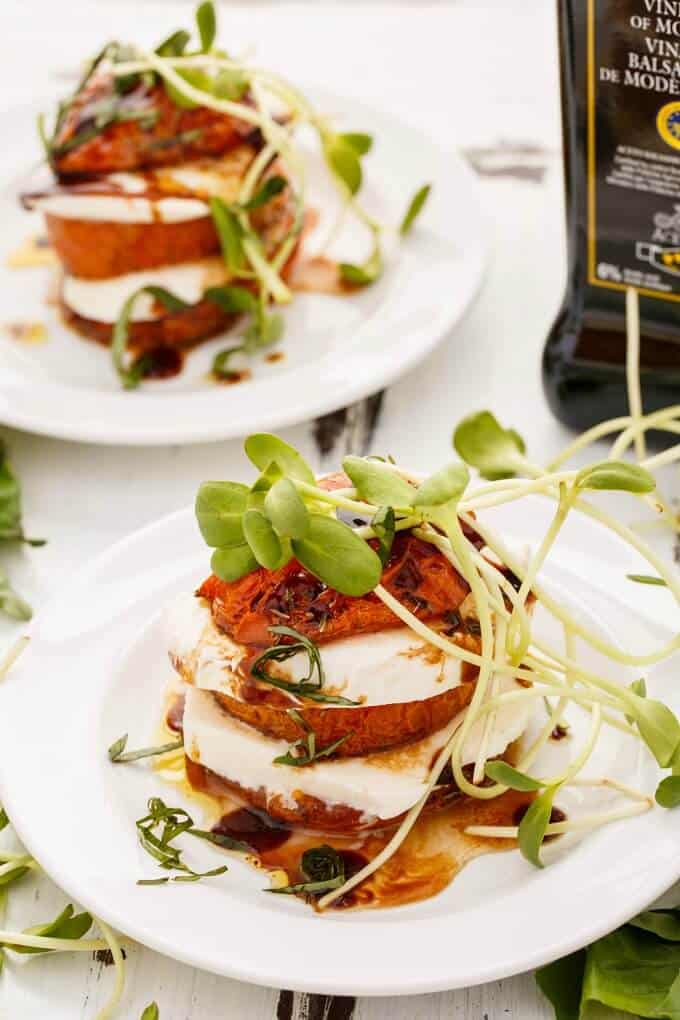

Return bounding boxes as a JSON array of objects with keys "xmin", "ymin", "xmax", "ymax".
[{"xmin": 1, "ymin": 2, "xmax": 673, "ymax": 1017}]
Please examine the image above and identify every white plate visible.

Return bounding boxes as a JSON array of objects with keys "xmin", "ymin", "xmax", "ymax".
[
  {"xmin": 0, "ymin": 90, "xmax": 487, "ymax": 445},
  {"xmin": 0, "ymin": 496, "xmax": 679, "ymax": 996}
]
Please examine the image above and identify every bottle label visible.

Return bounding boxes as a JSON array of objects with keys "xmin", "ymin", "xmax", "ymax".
[{"xmin": 589, "ymin": 0, "xmax": 680, "ymax": 301}]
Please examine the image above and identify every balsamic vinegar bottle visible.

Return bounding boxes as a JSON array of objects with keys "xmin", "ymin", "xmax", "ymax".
[{"xmin": 544, "ymin": 0, "xmax": 680, "ymax": 431}]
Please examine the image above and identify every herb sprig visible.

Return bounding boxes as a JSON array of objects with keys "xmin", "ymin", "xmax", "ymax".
[
  {"xmin": 250, "ymin": 625, "xmax": 358, "ymax": 706},
  {"xmin": 268, "ymin": 845, "xmax": 346, "ymax": 896},
  {"xmin": 0, "ymin": 441, "xmax": 43, "ymax": 620},
  {"xmin": 272, "ymin": 709, "xmax": 353, "ymax": 766},
  {"xmin": 108, "ymin": 733, "xmax": 183, "ymax": 763}
]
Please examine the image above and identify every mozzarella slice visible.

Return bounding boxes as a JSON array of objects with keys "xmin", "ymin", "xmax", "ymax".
[
  {"xmin": 165, "ymin": 595, "xmax": 468, "ymax": 708},
  {"xmin": 183, "ymin": 681, "xmax": 533, "ymax": 822},
  {"xmin": 62, "ymin": 259, "xmax": 229, "ymax": 323}
]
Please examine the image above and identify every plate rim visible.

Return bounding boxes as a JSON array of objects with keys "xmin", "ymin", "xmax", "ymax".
[
  {"xmin": 1, "ymin": 498, "xmax": 678, "ymax": 996},
  {"xmin": 0, "ymin": 88, "xmax": 489, "ymax": 446}
]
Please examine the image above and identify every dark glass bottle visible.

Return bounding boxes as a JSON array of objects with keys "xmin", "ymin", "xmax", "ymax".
[{"xmin": 544, "ymin": 0, "xmax": 680, "ymax": 431}]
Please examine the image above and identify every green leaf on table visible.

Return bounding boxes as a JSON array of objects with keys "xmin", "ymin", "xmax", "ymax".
[
  {"xmin": 4, "ymin": 904, "xmax": 93, "ymax": 954},
  {"xmin": 535, "ymin": 948, "xmax": 586, "ymax": 1020},
  {"xmin": 264, "ymin": 478, "xmax": 310, "ymax": 540},
  {"xmin": 400, "ymin": 183, "xmax": 431, "ymax": 235},
  {"xmin": 339, "ymin": 132, "xmax": 373, "ymax": 155},
  {"xmin": 292, "ymin": 514, "xmax": 382, "ymax": 596},
  {"xmin": 485, "ymin": 760, "xmax": 546, "ymax": 792},
  {"xmin": 196, "ymin": 1, "xmax": 217, "ymax": 51},
  {"xmin": 245, "ymin": 434, "xmax": 316, "ymax": 485},
  {"xmin": 211, "ymin": 542, "xmax": 258, "ymax": 583},
  {"xmin": 0, "ymin": 441, "xmax": 43, "ymax": 545},
  {"xmin": 140, "ymin": 1004, "xmax": 160, "ymax": 1020},
  {"xmin": 582, "ymin": 926, "xmax": 680, "ymax": 1018},
  {"xmin": 0, "ymin": 861, "xmax": 31, "ymax": 888},
  {"xmin": 575, "ymin": 461, "xmax": 655, "ymax": 494},
  {"xmin": 453, "ymin": 411, "xmax": 527, "ymax": 480},
  {"xmin": 371, "ymin": 506, "xmax": 395, "ymax": 566},
  {"xmin": 343, "ymin": 455, "xmax": 414, "ymax": 508},
  {"xmin": 195, "ymin": 481, "xmax": 249, "ymax": 547},
  {"xmin": 518, "ymin": 784, "xmax": 560, "ymax": 868},
  {"xmin": 631, "ymin": 910, "xmax": 680, "ymax": 941},
  {"xmin": 412, "ymin": 463, "xmax": 469, "ymax": 507},
  {"xmin": 627, "ymin": 573, "xmax": 668, "ymax": 587},
  {"xmin": 323, "ymin": 136, "xmax": 362, "ymax": 195},
  {"xmin": 0, "ymin": 807, "xmax": 8, "ymax": 832}
]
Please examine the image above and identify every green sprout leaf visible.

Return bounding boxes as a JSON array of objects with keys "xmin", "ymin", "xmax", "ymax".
[
  {"xmin": 627, "ymin": 573, "xmax": 668, "ymax": 587},
  {"xmin": 211, "ymin": 346, "xmax": 245, "ymax": 381},
  {"xmin": 209, "ymin": 197, "xmax": 247, "ymax": 274},
  {"xmin": 0, "ymin": 808, "xmax": 8, "ymax": 832},
  {"xmin": 339, "ymin": 240, "xmax": 383, "ymax": 287},
  {"xmin": 140, "ymin": 1004, "xmax": 160, "ymax": 1020},
  {"xmin": 264, "ymin": 478, "xmax": 310, "ymax": 540},
  {"xmin": 0, "ymin": 440, "xmax": 43, "ymax": 546},
  {"xmin": 453, "ymin": 411, "xmax": 527, "ymax": 480},
  {"xmin": 243, "ymin": 306, "xmax": 284, "ymax": 351},
  {"xmin": 656, "ymin": 775, "xmax": 680, "ymax": 808},
  {"xmin": 339, "ymin": 132, "xmax": 373, "ymax": 156},
  {"xmin": 518, "ymin": 784, "xmax": 560, "ymax": 868},
  {"xmin": 195, "ymin": 481, "xmax": 249, "ymax": 547},
  {"xmin": 343, "ymin": 455, "xmax": 415, "ymax": 508},
  {"xmin": 630, "ymin": 695, "xmax": 680, "ymax": 767},
  {"xmin": 485, "ymin": 761, "xmax": 546, "ymax": 792},
  {"xmin": 371, "ymin": 506, "xmax": 395, "ymax": 566},
  {"xmin": 112, "ymin": 286, "xmax": 189, "ymax": 389},
  {"xmin": 292, "ymin": 514, "xmax": 382, "ymax": 597},
  {"xmin": 242, "ymin": 509, "xmax": 284, "ymax": 570},
  {"xmin": 575, "ymin": 461, "xmax": 655, "ymax": 494},
  {"xmin": 324, "ymin": 136, "xmax": 362, "ymax": 195},
  {"xmin": 4, "ymin": 905, "xmax": 93, "ymax": 955},
  {"xmin": 211, "ymin": 542, "xmax": 258, "ymax": 583},
  {"xmin": 196, "ymin": 0, "xmax": 217, "ymax": 51},
  {"xmin": 155, "ymin": 29, "xmax": 190, "ymax": 58},
  {"xmin": 239, "ymin": 176, "xmax": 287, "ymax": 212},
  {"xmin": 245, "ymin": 434, "xmax": 316, "ymax": 485},
  {"xmin": 213, "ymin": 68, "xmax": 249, "ymax": 101},
  {"xmin": 204, "ymin": 285, "xmax": 257, "ymax": 315},
  {"xmin": 400, "ymin": 183, "xmax": 431, "ymax": 235},
  {"xmin": 412, "ymin": 463, "xmax": 469, "ymax": 507}
]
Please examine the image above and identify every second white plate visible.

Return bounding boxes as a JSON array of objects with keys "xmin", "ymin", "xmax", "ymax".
[{"xmin": 0, "ymin": 89, "xmax": 488, "ymax": 445}]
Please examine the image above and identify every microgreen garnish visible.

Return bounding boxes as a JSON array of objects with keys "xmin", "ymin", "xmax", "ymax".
[
  {"xmin": 112, "ymin": 286, "xmax": 189, "ymax": 389},
  {"xmin": 211, "ymin": 346, "xmax": 245, "ymax": 381},
  {"xmin": 627, "ymin": 573, "xmax": 668, "ymax": 586},
  {"xmin": 196, "ymin": 1, "xmax": 217, "ymax": 52},
  {"xmin": 251, "ymin": 625, "xmax": 358, "ymax": 706},
  {"xmin": 140, "ymin": 1005, "xmax": 160, "ymax": 1020},
  {"xmin": 340, "ymin": 234, "xmax": 383, "ymax": 287},
  {"xmin": 210, "ymin": 196, "xmax": 248, "ymax": 274},
  {"xmin": 400, "ymin": 183, "xmax": 431, "ymax": 235},
  {"xmin": 413, "ymin": 463, "xmax": 470, "ymax": 507},
  {"xmin": 273, "ymin": 709, "xmax": 352, "ymax": 766},
  {"xmin": 238, "ymin": 176, "xmax": 287, "ymax": 212},
  {"xmin": 0, "ymin": 808, "xmax": 8, "ymax": 833},
  {"xmin": 2, "ymin": 904, "xmax": 93, "ymax": 954},
  {"xmin": 484, "ymin": 761, "xmax": 545, "ymax": 792},
  {"xmin": 135, "ymin": 797, "xmax": 233, "ymax": 883},
  {"xmin": 453, "ymin": 411, "xmax": 528, "ymax": 479},
  {"xmin": 517, "ymin": 785, "xmax": 561, "ymax": 868},
  {"xmin": 371, "ymin": 506, "xmax": 395, "ymax": 566},
  {"xmin": 574, "ymin": 460, "xmax": 655, "ymax": 494},
  {"xmin": 108, "ymin": 734, "xmax": 183, "ymax": 763},
  {"xmin": 268, "ymin": 845, "xmax": 346, "ymax": 896},
  {"xmin": 343, "ymin": 455, "xmax": 414, "ymax": 508},
  {"xmin": 0, "ymin": 440, "xmax": 43, "ymax": 620}
]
